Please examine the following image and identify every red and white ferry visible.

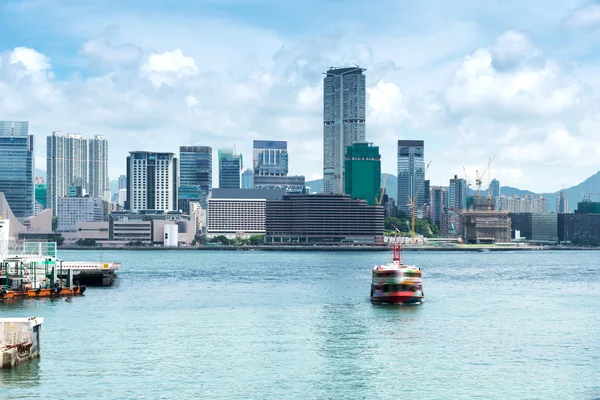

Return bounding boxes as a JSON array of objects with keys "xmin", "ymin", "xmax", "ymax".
[{"xmin": 370, "ymin": 242, "xmax": 424, "ymax": 304}]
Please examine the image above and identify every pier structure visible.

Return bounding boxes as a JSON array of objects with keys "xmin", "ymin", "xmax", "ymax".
[{"xmin": 1, "ymin": 317, "xmax": 43, "ymax": 369}]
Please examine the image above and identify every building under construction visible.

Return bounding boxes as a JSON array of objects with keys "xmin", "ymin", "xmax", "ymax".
[{"xmin": 461, "ymin": 197, "xmax": 511, "ymax": 244}]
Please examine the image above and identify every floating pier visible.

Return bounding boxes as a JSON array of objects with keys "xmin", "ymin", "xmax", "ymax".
[
  {"xmin": 1, "ymin": 317, "xmax": 43, "ymax": 369},
  {"xmin": 57, "ymin": 262, "xmax": 120, "ymax": 286}
]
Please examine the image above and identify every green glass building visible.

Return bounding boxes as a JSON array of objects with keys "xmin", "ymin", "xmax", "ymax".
[
  {"xmin": 35, "ymin": 183, "xmax": 47, "ymax": 208},
  {"xmin": 344, "ymin": 142, "xmax": 381, "ymax": 206}
]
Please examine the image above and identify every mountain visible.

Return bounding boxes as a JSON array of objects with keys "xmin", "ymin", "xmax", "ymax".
[
  {"xmin": 34, "ymin": 168, "xmax": 46, "ymax": 181},
  {"xmin": 306, "ymin": 170, "xmax": 600, "ymax": 212}
]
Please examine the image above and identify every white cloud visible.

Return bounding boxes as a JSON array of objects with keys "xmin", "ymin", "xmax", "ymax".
[
  {"xmin": 141, "ymin": 49, "xmax": 198, "ymax": 87},
  {"xmin": 368, "ymin": 80, "xmax": 411, "ymax": 125},
  {"xmin": 564, "ymin": 2, "xmax": 600, "ymax": 29},
  {"xmin": 81, "ymin": 26, "xmax": 143, "ymax": 68}
]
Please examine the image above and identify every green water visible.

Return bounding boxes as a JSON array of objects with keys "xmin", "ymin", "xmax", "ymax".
[{"xmin": 1, "ymin": 250, "xmax": 599, "ymax": 399}]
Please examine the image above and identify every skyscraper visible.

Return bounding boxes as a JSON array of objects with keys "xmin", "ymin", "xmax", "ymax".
[
  {"xmin": 0, "ymin": 121, "xmax": 34, "ymax": 218},
  {"xmin": 218, "ymin": 148, "xmax": 241, "ymax": 189},
  {"xmin": 430, "ymin": 186, "xmax": 447, "ymax": 227},
  {"xmin": 253, "ymin": 140, "xmax": 288, "ymax": 176},
  {"xmin": 242, "ymin": 169, "xmax": 254, "ymax": 189},
  {"xmin": 323, "ymin": 66, "xmax": 366, "ymax": 194},
  {"xmin": 344, "ymin": 142, "xmax": 381, "ymax": 206},
  {"xmin": 252, "ymin": 140, "xmax": 306, "ymax": 193},
  {"xmin": 556, "ymin": 191, "xmax": 569, "ymax": 213},
  {"xmin": 47, "ymin": 132, "xmax": 90, "ymax": 215},
  {"xmin": 490, "ymin": 179, "xmax": 500, "ymax": 198},
  {"xmin": 118, "ymin": 175, "xmax": 127, "ymax": 190},
  {"xmin": 179, "ymin": 146, "xmax": 212, "ymax": 209},
  {"xmin": 89, "ymin": 135, "xmax": 109, "ymax": 198},
  {"xmin": 397, "ymin": 140, "xmax": 425, "ymax": 214},
  {"xmin": 449, "ymin": 175, "xmax": 467, "ymax": 211},
  {"xmin": 126, "ymin": 152, "xmax": 178, "ymax": 212}
]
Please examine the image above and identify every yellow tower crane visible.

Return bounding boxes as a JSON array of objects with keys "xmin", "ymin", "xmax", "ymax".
[
  {"xmin": 407, "ymin": 161, "xmax": 431, "ymax": 244},
  {"xmin": 475, "ymin": 156, "xmax": 495, "ymax": 199}
]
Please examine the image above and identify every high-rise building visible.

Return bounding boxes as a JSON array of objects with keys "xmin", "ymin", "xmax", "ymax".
[
  {"xmin": 449, "ymin": 175, "xmax": 467, "ymax": 211},
  {"xmin": 179, "ymin": 146, "xmax": 212, "ymax": 209},
  {"xmin": 397, "ymin": 140, "xmax": 425, "ymax": 214},
  {"xmin": 218, "ymin": 148, "xmax": 241, "ymax": 189},
  {"xmin": 344, "ymin": 142, "xmax": 381, "ymax": 206},
  {"xmin": 47, "ymin": 132, "xmax": 89, "ymax": 215},
  {"xmin": 495, "ymin": 195, "xmax": 548, "ymax": 213},
  {"xmin": 430, "ymin": 186, "xmax": 447, "ymax": 227},
  {"xmin": 556, "ymin": 190, "xmax": 569, "ymax": 213},
  {"xmin": 253, "ymin": 140, "xmax": 288, "ymax": 176},
  {"xmin": 0, "ymin": 121, "xmax": 34, "ymax": 218},
  {"xmin": 126, "ymin": 152, "xmax": 178, "ymax": 212},
  {"xmin": 323, "ymin": 66, "xmax": 366, "ymax": 194},
  {"xmin": 118, "ymin": 175, "xmax": 127, "ymax": 190},
  {"xmin": 490, "ymin": 179, "xmax": 500, "ymax": 198},
  {"xmin": 89, "ymin": 135, "xmax": 108, "ymax": 198},
  {"xmin": 56, "ymin": 197, "xmax": 108, "ymax": 232},
  {"xmin": 242, "ymin": 169, "xmax": 254, "ymax": 189},
  {"xmin": 252, "ymin": 140, "xmax": 306, "ymax": 193}
]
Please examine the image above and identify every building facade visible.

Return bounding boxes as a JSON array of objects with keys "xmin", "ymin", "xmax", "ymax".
[
  {"xmin": 88, "ymin": 135, "xmax": 109, "ymax": 198},
  {"xmin": 495, "ymin": 195, "xmax": 547, "ymax": 214},
  {"xmin": 56, "ymin": 197, "xmax": 108, "ymax": 232},
  {"xmin": 109, "ymin": 211, "xmax": 193, "ymax": 245},
  {"xmin": 126, "ymin": 152, "xmax": 178, "ymax": 212},
  {"xmin": 490, "ymin": 179, "xmax": 500, "ymax": 198},
  {"xmin": 510, "ymin": 213, "xmax": 558, "ymax": 242},
  {"xmin": 46, "ymin": 132, "xmax": 90, "ymax": 215},
  {"xmin": 179, "ymin": 145, "xmax": 212, "ymax": 208},
  {"xmin": 218, "ymin": 148, "xmax": 241, "ymax": 189},
  {"xmin": 449, "ymin": 175, "xmax": 467, "ymax": 211},
  {"xmin": 207, "ymin": 188, "xmax": 284, "ymax": 236},
  {"xmin": 242, "ymin": 169, "xmax": 254, "ymax": 189},
  {"xmin": 323, "ymin": 67, "xmax": 366, "ymax": 194},
  {"xmin": 344, "ymin": 142, "xmax": 381, "ymax": 206},
  {"xmin": 253, "ymin": 140, "xmax": 288, "ymax": 176},
  {"xmin": 265, "ymin": 194, "xmax": 384, "ymax": 245},
  {"xmin": 0, "ymin": 121, "xmax": 34, "ymax": 218},
  {"xmin": 430, "ymin": 186, "xmax": 447, "ymax": 228},
  {"xmin": 558, "ymin": 213, "xmax": 600, "ymax": 244},
  {"xmin": 556, "ymin": 191, "xmax": 569, "ymax": 213},
  {"xmin": 397, "ymin": 140, "xmax": 426, "ymax": 214}
]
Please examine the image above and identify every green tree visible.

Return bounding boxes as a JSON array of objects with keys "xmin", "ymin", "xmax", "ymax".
[
  {"xmin": 49, "ymin": 234, "xmax": 64, "ymax": 246},
  {"xmin": 248, "ymin": 235, "xmax": 264, "ymax": 246},
  {"xmin": 197, "ymin": 234, "xmax": 208, "ymax": 245},
  {"xmin": 52, "ymin": 216, "xmax": 57, "ymax": 232},
  {"xmin": 209, "ymin": 235, "xmax": 231, "ymax": 246}
]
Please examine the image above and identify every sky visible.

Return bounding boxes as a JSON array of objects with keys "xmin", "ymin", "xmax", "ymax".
[{"xmin": 2, "ymin": 0, "xmax": 600, "ymax": 192}]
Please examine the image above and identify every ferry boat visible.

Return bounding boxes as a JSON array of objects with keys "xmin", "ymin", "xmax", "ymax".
[{"xmin": 371, "ymin": 242, "xmax": 423, "ymax": 304}]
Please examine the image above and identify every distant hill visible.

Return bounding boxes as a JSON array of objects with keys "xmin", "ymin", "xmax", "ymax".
[
  {"xmin": 35, "ymin": 168, "xmax": 46, "ymax": 181},
  {"xmin": 306, "ymin": 170, "xmax": 600, "ymax": 212}
]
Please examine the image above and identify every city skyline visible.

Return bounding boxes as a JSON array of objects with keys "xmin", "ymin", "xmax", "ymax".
[{"xmin": 2, "ymin": 1, "xmax": 600, "ymax": 192}]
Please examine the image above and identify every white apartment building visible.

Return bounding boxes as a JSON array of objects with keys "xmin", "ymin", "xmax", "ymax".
[
  {"xmin": 495, "ymin": 195, "xmax": 548, "ymax": 214},
  {"xmin": 126, "ymin": 152, "xmax": 178, "ymax": 212},
  {"xmin": 56, "ymin": 197, "xmax": 107, "ymax": 232}
]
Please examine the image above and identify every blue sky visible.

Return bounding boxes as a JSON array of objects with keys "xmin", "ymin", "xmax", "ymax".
[{"xmin": 1, "ymin": 0, "xmax": 600, "ymax": 192}]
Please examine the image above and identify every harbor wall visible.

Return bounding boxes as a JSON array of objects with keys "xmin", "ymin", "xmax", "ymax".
[{"xmin": 1, "ymin": 317, "xmax": 43, "ymax": 369}]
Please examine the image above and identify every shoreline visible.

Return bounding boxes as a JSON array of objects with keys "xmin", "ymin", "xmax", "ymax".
[{"xmin": 58, "ymin": 245, "xmax": 600, "ymax": 252}]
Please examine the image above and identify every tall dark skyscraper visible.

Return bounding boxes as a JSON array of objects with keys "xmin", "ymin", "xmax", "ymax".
[
  {"xmin": 449, "ymin": 175, "xmax": 467, "ymax": 211},
  {"xmin": 323, "ymin": 66, "xmax": 366, "ymax": 194},
  {"xmin": 179, "ymin": 145, "xmax": 212, "ymax": 209},
  {"xmin": 397, "ymin": 140, "xmax": 425, "ymax": 214},
  {"xmin": 218, "ymin": 148, "xmax": 241, "ymax": 189},
  {"xmin": 490, "ymin": 179, "xmax": 500, "ymax": 198},
  {"xmin": 0, "ymin": 121, "xmax": 34, "ymax": 218}
]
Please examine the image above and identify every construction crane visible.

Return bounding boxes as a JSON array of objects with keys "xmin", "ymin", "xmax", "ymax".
[
  {"xmin": 376, "ymin": 173, "xmax": 388, "ymax": 205},
  {"xmin": 475, "ymin": 156, "xmax": 496, "ymax": 198},
  {"xmin": 407, "ymin": 161, "xmax": 431, "ymax": 244},
  {"xmin": 462, "ymin": 166, "xmax": 472, "ymax": 190}
]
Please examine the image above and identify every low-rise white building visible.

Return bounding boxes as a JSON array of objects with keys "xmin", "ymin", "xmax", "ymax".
[
  {"xmin": 207, "ymin": 189, "xmax": 284, "ymax": 237},
  {"xmin": 57, "ymin": 197, "xmax": 107, "ymax": 232}
]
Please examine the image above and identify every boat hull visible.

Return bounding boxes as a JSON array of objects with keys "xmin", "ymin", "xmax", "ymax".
[
  {"xmin": 371, "ymin": 292, "xmax": 423, "ymax": 304},
  {"xmin": 0, "ymin": 286, "xmax": 86, "ymax": 300}
]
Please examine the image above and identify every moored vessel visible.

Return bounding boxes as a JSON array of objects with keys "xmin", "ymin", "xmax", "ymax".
[
  {"xmin": 0, "ymin": 257, "xmax": 86, "ymax": 300},
  {"xmin": 371, "ymin": 242, "xmax": 423, "ymax": 304}
]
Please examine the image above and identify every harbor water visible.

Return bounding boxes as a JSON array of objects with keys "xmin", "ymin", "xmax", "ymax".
[{"xmin": 1, "ymin": 250, "xmax": 599, "ymax": 399}]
